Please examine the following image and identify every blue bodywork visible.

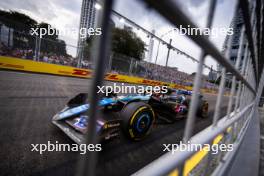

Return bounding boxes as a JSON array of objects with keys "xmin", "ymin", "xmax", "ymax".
[
  {"xmin": 55, "ymin": 95, "xmax": 151, "ymax": 120},
  {"xmin": 176, "ymin": 89, "xmax": 192, "ymax": 96}
]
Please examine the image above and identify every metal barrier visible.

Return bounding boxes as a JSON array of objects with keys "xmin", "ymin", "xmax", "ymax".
[
  {"xmin": 132, "ymin": 0, "xmax": 262, "ymax": 175},
  {"xmin": 76, "ymin": 0, "xmax": 264, "ymax": 175}
]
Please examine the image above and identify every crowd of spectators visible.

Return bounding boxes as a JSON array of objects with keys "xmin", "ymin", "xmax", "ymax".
[
  {"xmin": 138, "ymin": 61, "xmax": 217, "ymax": 89},
  {"xmin": 140, "ymin": 61, "xmax": 194, "ymax": 86},
  {"xmin": 39, "ymin": 53, "xmax": 77, "ymax": 67},
  {"xmin": 4, "ymin": 48, "xmax": 34, "ymax": 60},
  {"xmin": 0, "ymin": 42, "xmax": 92, "ymax": 68},
  {"xmin": 0, "ymin": 42, "xmax": 216, "ymax": 89}
]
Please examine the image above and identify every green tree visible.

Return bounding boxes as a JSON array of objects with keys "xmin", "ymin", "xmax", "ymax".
[
  {"xmin": 0, "ymin": 10, "xmax": 67, "ymax": 56},
  {"xmin": 37, "ymin": 22, "xmax": 66, "ymax": 55},
  {"xmin": 0, "ymin": 10, "xmax": 37, "ymax": 33},
  {"xmin": 0, "ymin": 10, "xmax": 37, "ymax": 49},
  {"xmin": 82, "ymin": 36, "xmax": 94, "ymax": 61},
  {"xmin": 82, "ymin": 28, "xmax": 146, "ymax": 61},
  {"xmin": 111, "ymin": 28, "xmax": 145, "ymax": 60}
]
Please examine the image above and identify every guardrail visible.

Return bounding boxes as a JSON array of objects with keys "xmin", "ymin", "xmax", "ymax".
[
  {"xmin": 72, "ymin": 0, "xmax": 264, "ymax": 176},
  {"xmin": 132, "ymin": 0, "xmax": 263, "ymax": 175}
]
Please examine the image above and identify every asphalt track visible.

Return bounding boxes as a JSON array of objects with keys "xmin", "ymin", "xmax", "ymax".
[{"xmin": 0, "ymin": 71, "xmax": 230, "ymax": 176}]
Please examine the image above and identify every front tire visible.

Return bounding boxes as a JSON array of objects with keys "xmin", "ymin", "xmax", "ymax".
[{"xmin": 121, "ymin": 102, "xmax": 155, "ymax": 141}]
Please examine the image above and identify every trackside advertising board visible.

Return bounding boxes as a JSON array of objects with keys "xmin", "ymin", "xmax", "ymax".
[{"xmin": 0, "ymin": 56, "xmax": 217, "ymax": 94}]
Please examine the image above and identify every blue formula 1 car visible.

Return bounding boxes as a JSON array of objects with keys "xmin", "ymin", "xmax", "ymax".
[{"xmin": 52, "ymin": 89, "xmax": 208, "ymax": 144}]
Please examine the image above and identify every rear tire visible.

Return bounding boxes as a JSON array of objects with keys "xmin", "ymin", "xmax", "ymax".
[
  {"xmin": 197, "ymin": 100, "xmax": 209, "ymax": 118},
  {"xmin": 121, "ymin": 102, "xmax": 155, "ymax": 141},
  {"xmin": 183, "ymin": 98, "xmax": 191, "ymax": 107}
]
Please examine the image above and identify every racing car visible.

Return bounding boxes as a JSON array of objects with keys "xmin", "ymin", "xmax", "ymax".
[
  {"xmin": 176, "ymin": 89, "xmax": 193, "ymax": 96},
  {"xmin": 52, "ymin": 89, "xmax": 208, "ymax": 144}
]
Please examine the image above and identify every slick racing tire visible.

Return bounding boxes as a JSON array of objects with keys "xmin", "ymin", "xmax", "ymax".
[
  {"xmin": 183, "ymin": 98, "xmax": 191, "ymax": 107},
  {"xmin": 121, "ymin": 102, "xmax": 155, "ymax": 141},
  {"xmin": 197, "ymin": 100, "xmax": 209, "ymax": 118}
]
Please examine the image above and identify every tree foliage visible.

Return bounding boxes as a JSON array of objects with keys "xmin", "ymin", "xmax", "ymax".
[
  {"xmin": 37, "ymin": 22, "xmax": 66, "ymax": 55},
  {"xmin": 0, "ymin": 10, "xmax": 67, "ymax": 56},
  {"xmin": 83, "ymin": 28, "xmax": 146, "ymax": 61},
  {"xmin": 111, "ymin": 28, "xmax": 145, "ymax": 60},
  {"xmin": 82, "ymin": 36, "xmax": 94, "ymax": 61}
]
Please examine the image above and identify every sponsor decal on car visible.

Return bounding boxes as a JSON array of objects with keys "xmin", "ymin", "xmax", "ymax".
[
  {"xmin": 74, "ymin": 116, "xmax": 88, "ymax": 129},
  {"xmin": 105, "ymin": 132, "xmax": 119, "ymax": 140},
  {"xmin": 104, "ymin": 123, "xmax": 120, "ymax": 129}
]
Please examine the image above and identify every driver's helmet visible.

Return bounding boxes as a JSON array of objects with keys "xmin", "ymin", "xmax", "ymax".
[{"xmin": 176, "ymin": 95, "xmax": 186, "ymax": 104}]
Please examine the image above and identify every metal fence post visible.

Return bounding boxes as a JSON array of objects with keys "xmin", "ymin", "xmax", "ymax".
[
  {"xmin": 76, "ymin": 1, "xmax": 114, "ymax": 176},
  {"xmin": 129, "ymin": 0, "xmax": 261, "ymax": 175},
  {"xmin": 165, "ymin": 38, "xmax": 172, "ymax": 67}
]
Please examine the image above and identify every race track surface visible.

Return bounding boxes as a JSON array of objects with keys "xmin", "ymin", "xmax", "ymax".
[{"xmin": 0, "ymin": 71, "xmax": 230, "ymax": 176}]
